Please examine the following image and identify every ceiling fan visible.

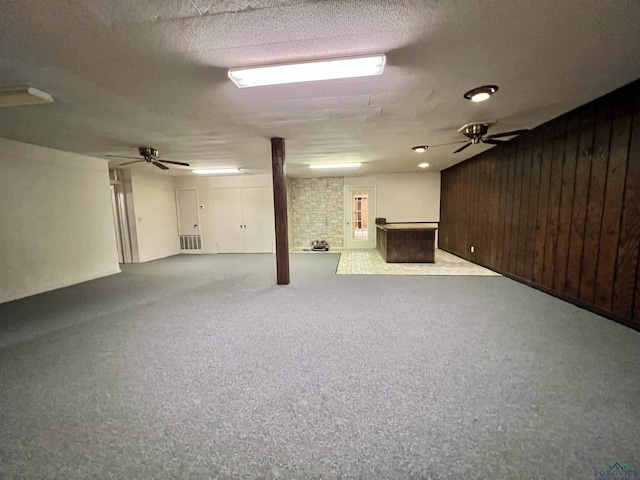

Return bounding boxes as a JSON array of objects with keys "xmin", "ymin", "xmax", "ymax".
[
  {"xmin": 106, "ymin": 147, "xmax": 190, "ymax": 170},
  {"xmin": 450, "ymin": 122, "xmax": 529, "ymax": 153}
]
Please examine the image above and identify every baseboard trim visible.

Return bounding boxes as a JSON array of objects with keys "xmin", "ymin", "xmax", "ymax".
[
  {"xmin": 0, "ymin": 267, "xmax": 122, "ymax": 305},
  {"xmin": 438, "ymin": 247, "xmax": 640, "ymax": 333}
]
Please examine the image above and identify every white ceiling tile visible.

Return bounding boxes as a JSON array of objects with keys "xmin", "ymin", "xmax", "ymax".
[
  {"xmin": 1, "ymin": 0, "xmax": 639, "ymax": 175},
  {"xmin": 340, "ymin": 96, "xmax": 371, "ymax": 108}
]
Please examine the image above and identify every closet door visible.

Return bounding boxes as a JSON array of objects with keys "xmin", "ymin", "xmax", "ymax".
[
  {"xmin": 176, "ymin": 189, "xmax": 200, "ymax": 235},
  {"xmin": 241, "ymin": 187, "xmax": 275, "ymax": 253},
  {"xmin": 212, "ymin": 188, "xmax": 243, "ymax": 253}
]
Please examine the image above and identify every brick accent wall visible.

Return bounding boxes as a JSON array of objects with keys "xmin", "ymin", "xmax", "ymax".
[{"xmin": 289, "ymin": 177, "xmax": 344, "ymax": 249}]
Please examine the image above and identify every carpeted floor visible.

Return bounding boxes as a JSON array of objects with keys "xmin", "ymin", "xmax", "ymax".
[{"xmin": 1, "ymin": 253, "xmax": 639, "ymax": 479}]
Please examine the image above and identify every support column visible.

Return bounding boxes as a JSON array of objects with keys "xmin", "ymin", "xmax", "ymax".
[{"xmin": 271, "ymin": 137, "xmax": 290, "ymax": 285}]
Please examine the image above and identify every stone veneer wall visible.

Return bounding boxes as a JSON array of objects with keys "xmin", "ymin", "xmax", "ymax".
[{"xmin": 289, "ymin": 177, "xmax": 344, "ymax": 249}]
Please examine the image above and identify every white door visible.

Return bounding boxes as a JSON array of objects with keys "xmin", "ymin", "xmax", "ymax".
[
  {"xmin": 345, "ymin": 186, "xmax": 376, "ymax": 249},
  {"xmin": 242, "ymin": 187, "xmax": 275, "ymax": 253},
  {"xmin": 212, "ymin": 188, "xmax": 244, "ymax": 253},
  {"xmin": 176, "ymin": 189, "xmax": 200, "ymax": 235}
]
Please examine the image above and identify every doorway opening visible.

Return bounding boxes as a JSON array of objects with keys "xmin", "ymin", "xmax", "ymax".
[{"xmin": 109, "ymin": 169, "xmax": 133, "ymax": 263}]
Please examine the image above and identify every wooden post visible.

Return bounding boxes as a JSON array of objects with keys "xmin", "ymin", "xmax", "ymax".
[{"xmin": 271, "ymin": 137, "xmax": 290, "ymax": 285}]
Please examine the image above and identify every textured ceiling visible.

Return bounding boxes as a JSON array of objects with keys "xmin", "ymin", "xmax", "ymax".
[{"xmin": 0, "ymin": 0, "xmax": 639, "ymax": 177}]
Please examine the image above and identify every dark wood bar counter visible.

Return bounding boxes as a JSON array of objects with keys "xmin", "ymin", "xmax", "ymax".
[{"xmin": 376, "ymin": 223, "xmax": 437, "ymax": 263}]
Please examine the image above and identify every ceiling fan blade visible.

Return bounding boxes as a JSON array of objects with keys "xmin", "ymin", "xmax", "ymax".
[
  {"xmin": 105, "ymin": 155, "xmax": 143, "ymax": 160},
  {"xmin": 429, "ymin": 140, "xmax": 469, "ymax": 148},
  {"xmin": 157, "ymin": 159, "xmax": 190, "ymax": 167},
  {"xmin": 152, "ymin": 161, "xmax": 169, "ymax": 170},
  {"xmin": 453, "ymin": 142, "xmax": 472, "ymax": 153},
  {"xmin": 118, "ymin": 159, "xmax": 145, "ymax": 166},
  {"xmin": 482, "ymin": 138, "xmax": 508, "ymax": 145},
  {"xmin": 486, "ymin": 129, "xmax": 529, "ymax": 139}
]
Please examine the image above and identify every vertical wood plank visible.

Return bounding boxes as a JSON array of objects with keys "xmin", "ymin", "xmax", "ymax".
[
  {"xmin": 461, "ymin": 161, "xmax": 469, "ymax": 256},
  {"xmin": 579, "ymin": 102, "xmax": 613, "ymax": 303},
  {"xmin": 553, "ymin": 112, "xmax": 581, "ymax": 292},
  {"xmin": 533, "ymin": 127, "xmax": 552, "ymax": 283},
  {"xmin": 479, "ymin": 155, "xmax": 491, "ymax": 264},
  {"xmin": 520, "ymin": 135, "xmax": 537, "ymax": 280},
  {"xmin": 509, "ymin": 140, "xmax": 524, "ymax": 273},
  {"xmin": 518, "ymin": 134, "xmax": 533, "ymax": 279},
  {"xmin": 565, "ymin": 104, "xmax": 596, "ymax": 299},
  {"xmin": 542, "ymin": 119, "xmax": 568, "ymax": 289},
  {"xmin": 526, "ymin": 130, "xmax": 543, "ymax": 282},
  {"xmin": 613, "ymin": 91, "xmax": 640, "ymax": 318},
  {"xmin": 503, "ymin": 143, "xmax": 516, "ymax": 271},
  {"xmin": 470, "ymin": 157, "xmax": 479, "ymax": 259},
  {"xmin": 490, "ymin": 150, "xmax": 502, "ymax": 266},
  {"xmin": 496, "ymin": 147, "xmax": 508, "ymax": 270},
  {"xmin": 595, "ymin": 93, "xmax": 633, "ymax": 310}
]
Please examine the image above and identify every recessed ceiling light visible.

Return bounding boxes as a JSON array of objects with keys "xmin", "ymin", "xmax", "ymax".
[
  {"xmin": 228, "ymin": 55, "xmax": 386, "ymax": 88},
  {"xmin": 309, "ymin": 163, "xmax": 361, "ymax": 170},
  {"xmin": 192, "ymin": 168, "xmax": 241, "ymax": 175},
  {"xmin": 412, "ymin": 146, "xmax": 429, "ymax": 153},
  {"xmin": 0, "ymin": 86, "xmax": 53, "ymax": 108},
  {"xmin": 463, "ymin": 85, "xmax": 499, "ymax": 102},
  {"xmin": 418, "ymin": 163, "xmax": 430, "ymax": 168}
]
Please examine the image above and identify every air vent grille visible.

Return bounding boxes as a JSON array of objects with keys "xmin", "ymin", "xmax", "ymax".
[{"xmin": 179, "ymin": 235, "xmax": 202, "ymax": 252}]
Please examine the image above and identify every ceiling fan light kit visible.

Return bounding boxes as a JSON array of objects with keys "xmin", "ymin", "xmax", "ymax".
[
  {"xmin": 452, "ymin": 122, "xmax": 529, "ymax": 153},
  {"xmin": 412, "ymin": 122, "xmax": 529, "ymax": 155},
  {"xmin": 0, "ymin": 86, "xmax": 53, "ymax": 108},
  {"xmin": 228, "ymin": 54, "xmax": 386, "ymax": 88},
  {"xmin": 463, "ymin": 85, "xmax": 499, "ymax": 102},
  {"xmin": 105, "ymin": 147, "xmax": 190, "ymax": 170}
]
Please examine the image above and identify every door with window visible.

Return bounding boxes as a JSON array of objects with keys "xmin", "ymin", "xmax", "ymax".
[{"xmin": 344, "ymin": 186, "xmax": 376, "ymax": 249}]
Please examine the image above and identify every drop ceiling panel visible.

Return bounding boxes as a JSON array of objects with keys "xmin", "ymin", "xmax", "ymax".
[{"xmin": 0, "ymin": 0, "xmax": 638, "ymax": 177}]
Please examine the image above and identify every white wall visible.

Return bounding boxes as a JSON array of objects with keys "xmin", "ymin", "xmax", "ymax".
[
  {"xmin": 174, "ymin": 174, "xmax": 273, "ymax": 254},
  {"xmin": 0, "ymin": 138, "xmax": 120, "ymax": 303},
  {"xmin": 345, "ymin": 172, "xmax": 441, "ymax": 222},
  {"xmin": 129, "ymin": 170, "xmax": 180, "ymax": 262}
]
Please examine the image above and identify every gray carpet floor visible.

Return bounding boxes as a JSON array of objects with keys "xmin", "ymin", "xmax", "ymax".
[{"xmin": 1, "ymin": 253, "xmax": 639, "ymax": 479}]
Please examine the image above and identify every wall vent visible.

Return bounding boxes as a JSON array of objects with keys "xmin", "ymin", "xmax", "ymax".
[{"xmin": 179, "ymin": 235, "xmax": 202, "ymax": 252}]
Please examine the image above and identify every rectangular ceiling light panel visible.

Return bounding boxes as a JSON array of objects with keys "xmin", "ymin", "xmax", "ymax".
[
  {"xmin": 229, "ymin": 55, "xmax": 386, "ymax": 88},
  {"xmin": 192, "ymin": 168, "xmax": 241, "ymax": 175},
  {"xmin": 309, "ymin": 163, "xmax": 361, "ymax": 170},
  {"xmin": 0, "ymin": 87, "xmax": 53, "ymax": 107}
]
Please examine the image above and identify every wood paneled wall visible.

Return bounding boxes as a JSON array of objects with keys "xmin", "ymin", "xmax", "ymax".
[{"xmin": 440, "ymin": 80, "xmax": 640, "ymax": 328}]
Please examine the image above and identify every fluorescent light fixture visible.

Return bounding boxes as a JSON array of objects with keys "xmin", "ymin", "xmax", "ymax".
[
  {"xmin": 309, "ymin": 163, "xmax": 361, "ymax": 170},
  {"xmin": 418, "ymin": 162, "xmax": 430, "ymax": 168},
  {"xmin": 229, "ymin": 54, "xmax": 386, "ymax": 88},
  {"xmin": 0, "ymin": 86, "xmax": 53, "ymax": 108},
  {"xmin": 192, "ymin": 168, "xmax": 241, "ymax": 175}
]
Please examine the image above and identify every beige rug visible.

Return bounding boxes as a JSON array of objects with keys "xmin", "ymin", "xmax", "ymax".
[{"xmin": 336, "ymin": 248, "xmax": 500, "ymax": 276}]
